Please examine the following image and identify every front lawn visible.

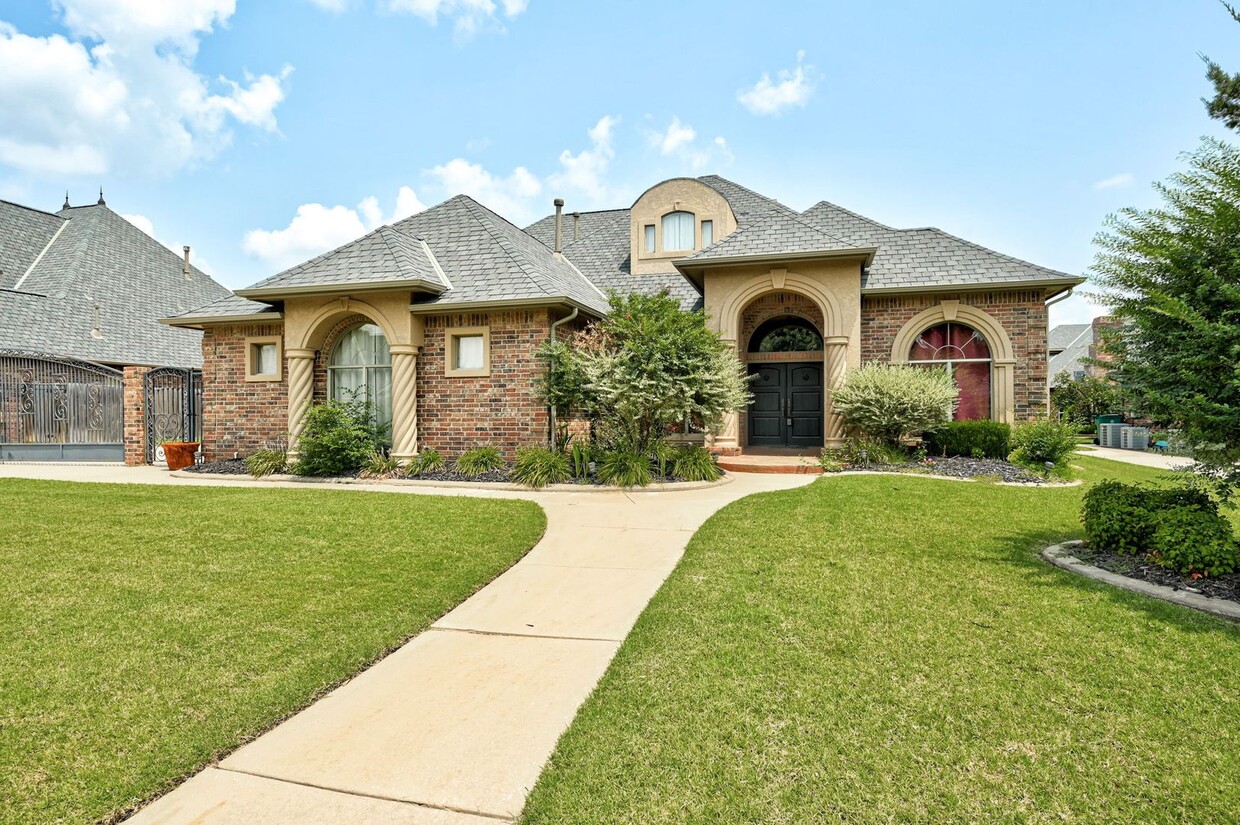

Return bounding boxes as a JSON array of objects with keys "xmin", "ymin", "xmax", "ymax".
[
  {"xmin": 521, "ymin": 456, "xmax": 1240, "ymax": 823},
  {"xmin": 0, "ymin": 480, "xmax": 545, "ymax": 825}
]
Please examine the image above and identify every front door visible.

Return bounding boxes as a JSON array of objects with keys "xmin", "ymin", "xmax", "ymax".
[{"xmin": 747, "ymin": 362, "xmax": 823, "ymax": 448}]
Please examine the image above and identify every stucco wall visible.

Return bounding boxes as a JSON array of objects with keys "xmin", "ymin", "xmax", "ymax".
[
  {"xmin": 630, "ymin": 178, "xmax": 739, "ymax": 275},
  {"xmin": 861, "ymin": 289, "xmax": 1048, "ymax": 419}
]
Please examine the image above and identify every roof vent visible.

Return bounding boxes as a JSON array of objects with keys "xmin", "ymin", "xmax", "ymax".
[
  {"xmin": 572, "ymin": 211, "xmax": 580, "ymax": 241},
  {"xmin": 183, "ymin": 246, "xmax": 191, "ymax": 281},
  {"xmin": 90, "ymin": 304, "xmax": 103, "ymax": 339},
  {"xmin": 553, "ymin": 198, "xmax": 565, "ymax": 254}
]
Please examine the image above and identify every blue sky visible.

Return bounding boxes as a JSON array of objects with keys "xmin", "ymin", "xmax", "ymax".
[{"xmin": 0, "ymin": 0, "xmax": 1233, "ymax": 325}]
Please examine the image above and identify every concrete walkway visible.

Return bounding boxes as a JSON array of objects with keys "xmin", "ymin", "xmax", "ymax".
[
  {"xmin": 1076, "ymin": 445, "xmax": 1192, "ymax": 470},
  {"xmin": 0, "ymin": 463, "xmax": 813, "ymax": 823}
]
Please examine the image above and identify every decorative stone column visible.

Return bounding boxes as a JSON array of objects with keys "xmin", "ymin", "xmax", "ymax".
[
  {"xmin": 389, "ymin": 344, "xmax": 419, "ymax": 461},
  {"xmin": 823, "ymin": 336, "xmax": 849, "ymax": 445},
  {"xmin": 286, "ymin": 348, "xmax": 316, "ymax": 458},
  {"xmin": 713, "ymin": 338, "xmax": 741, "ymax": 455},
  {"xmin": 993, "ymin": 358, "xmax": 1017, "ymax": 423}
]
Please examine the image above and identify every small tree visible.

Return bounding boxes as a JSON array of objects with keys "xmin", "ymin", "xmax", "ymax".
[
  {"xmin": 1203, "ymin": 3, "xmax": 1240, "ymax": 129},
  {"xmin": 1091, "ymin": 138, "xmax": 1240, "ymax": 496},
  {"xmin": 831, "ymin": 363, "xmax": 958, "ymax": 445},
  {"xmin": 1050, "ymin": 370, "xmax": 1126, "ymax": 431},
  {"xmin": 538, "ymin": 292, "xmax": 751, "ymax": 454}
]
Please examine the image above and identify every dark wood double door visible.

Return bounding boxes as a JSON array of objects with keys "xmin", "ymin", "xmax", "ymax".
[{"xmin": 747, "ymin": 362, "xmax": 824, "ymax": 448}]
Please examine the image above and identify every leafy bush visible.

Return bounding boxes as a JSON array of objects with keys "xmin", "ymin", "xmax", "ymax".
[
  {"xmin": 819, "ymin": 454, "xmax": 845, "ymax": 473},
  {"xmin": 834, "ymin": 437, "xmax": 908, "ymax": 467},
  {"xmin": 511, "ymin": 447, "xmax": 571, "ymax": 488},
  {"xmin": 454, "ymin": 445, "xmax": 505, "ymax": 477},
  {"xmin": 1082, "ymin": 480, "xmax": 1159, "ymax": 556},
  {"xmin": 596, "ymin": 449, "xmax": 652, "ymax": 487},
  {"xmin": 359, "ymin": 450, "xmax": 402, "ymax": 479},
  {"xmin": 1149, "ymin": 507, "xmax": 1240, "ymax": 577},
  {"xmin": 649, "ymin": 441, "xmax": 678, "ymax": 478},
  {"xmin": 292, "ymin": 400, "xmax": 384, "ymax": 477},
  {"xmin": 408, "ymin": 448, "xmax": 444, "ymax": 476},
  {"xmin": 671, "ymin": 445, "xmax": 723, "ymax": 482},
  {"xmin": 1010, "ymin": 418, "xmax": 1079, "ymax": 468},
  {"xmin": 831, "ymin": 364, "xmax": 958, "ymax": 445},
  {"xmin": 246, "ymin": 449, "xmax": 287, "ymax": 478},
  {"xmin": 538, "ymin": 292, "xmax": 751, "ymax": 454},
  {"xmin": 567, "ymin": 440, "xmax": 591, "ymax": 479},
  {"xmin": 924, "ymin": 421, "xmax": 1011, "ymax": 460},
  {"xmin": 1050, "ymin": 371, "xmax": 1126, "ymax": 432}
]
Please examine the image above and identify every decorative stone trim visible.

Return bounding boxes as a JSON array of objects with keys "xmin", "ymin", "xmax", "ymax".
[
  {"xmin": 1042, "ymin": 540, "xmax": 1240, "ymax": 621},
  {"xmin": 443, "ymin": 325, "xmax": 491, "ymax": 378},
  {"xmin": 243, "ymin": 335, "xmax": 283, "ymax": 382}
]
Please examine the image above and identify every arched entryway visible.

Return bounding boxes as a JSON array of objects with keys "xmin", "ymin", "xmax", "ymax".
[{"xmin": 744, "ymin": 311, "xmax": 825, "ymax": 449}]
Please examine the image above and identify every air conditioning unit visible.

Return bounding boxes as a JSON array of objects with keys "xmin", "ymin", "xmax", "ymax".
[
  {"xmin": 1121, "ymin": 426, "xmax": 1150, "ymax": 451},
  {"xmin": 1099, "ymin": 423, "xmax": 1125, "ymax": 448}
]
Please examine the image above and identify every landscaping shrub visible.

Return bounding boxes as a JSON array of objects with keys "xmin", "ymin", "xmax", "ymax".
[
  {"xmin": 671, "ymin": 445, "xmax": 723, "ymax": 482},
  {"xmin": 567, "ymin": 440, "xmax": 591, "ymax": 479},
  {"xmin": 1081, "ymin": 480, "xmax": 1158, "ymax": 555},
  {"xmin": 409, "ymin": 448, "xmax": 444, "ymax": 475},
  {"xmin": 359, "ymin": 450, "xmax": 402, "ymax": 479},
  {"xmin": 245, "ymin": 449, "xmax": 287, "ymax": 478},
  {"xmin": 454, "ymin": 445, "xmax": 505, "ymax": 477},
  {"xmin": 1010, "ymin": 418, "xmax": 1079, "ymax": 469},
  {"xmin": 596, "ymin": 449, "xmax": 652, "ymax": 487},
  {"xmin": 835, "ymin": 437, "xmax": 908, "ymax": 467},
  {"xmin": 1149, "ymin": 507, "xmax": 1240, "ymax": 577},
  {"xmin": 831, "ymin": 364, "xmax": 958, "ymax": 445},
  {"xmin": 924, "ymin": 421, "xmax": 1011, "ymax": 460},
  {"xmin": 650, "ymin": 441, "xmax": 678, "ymax": 478},
  {"xmin": 511, "ymin": 447, "xmax": 571, "ymax": 488},
  {"xmin": 292, "ymin": 400, "xmax": 384, "ymax": 477},
  {"xmin": 819, "ymin": 453, "xmax": 845, "ymax": 473}
]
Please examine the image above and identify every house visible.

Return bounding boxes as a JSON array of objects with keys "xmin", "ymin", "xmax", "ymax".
[
  {"xmin": 1048, "ymin": 316, "xmax": 1119, "ymax": 386},
  {"xmin": 164, "ymin": 176, "xmax": 1082, "ymax": 463},
  {"xmin": 0, "ymin": 193, "xmax": 230, "ymax": 461}
]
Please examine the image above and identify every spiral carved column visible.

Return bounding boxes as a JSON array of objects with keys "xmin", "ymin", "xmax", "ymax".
[
  {"xmin": 286, "ymin": 349, "xmax": 316, "ymax": 458},
  {"xmin": 824, "ymin": 336, "xmax": 849, "ymax": 445},
  {"xmin": 390, "ymin": 344, "xmax": 419, "ymax": 461}
]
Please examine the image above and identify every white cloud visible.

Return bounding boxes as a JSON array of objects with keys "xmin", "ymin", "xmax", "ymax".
[
  {"xmin": 0, "ymin": 2, "xmax": 291, "ymax": 179},
  {"xmin": 242, "ymin": 187, "xmax": 429, "ymax": 271},
  {"xmin": 425, "ymin": 158, "xmax": 542, "ymax": 221},
  {"xmin": 657, "ymin": 117, "xmax": 696, "ymax": 156},
  {"xmin": 737, "ymin": 50, "xmax": 816, "ymax": 116},
  {"xmin": 1092, "ymin": 172, "xmax": 1134, "ymax": 191},
  {"xmin": 546, "ymin": 115, "xmax": 616, "ymax": 202},
  {"xmin": 305, "ymin": 0, "xmax": 350, "ymax": 10},
  {"xmin": 121, "ymin": 212, "xmax": 155, "ymax": 237},
  {"xmin": 386, "ymin": 0, "xmax": 529, "ymax": 38},
  {"xmin": 647, "ymin": 117, "xmax": 732, "ymax": 172},
  {"xmin": 121, "ymin": 211, "xmax": 216, "ymax": 275}
]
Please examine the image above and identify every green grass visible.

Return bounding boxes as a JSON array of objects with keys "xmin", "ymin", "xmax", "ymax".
[
  {"xmin": 520, "ymin": 456, "xmax": 1240, "ymax": 824},
  {"xmin": 0, "ymin": 480, "xmax": 545, "ymax": 825}
]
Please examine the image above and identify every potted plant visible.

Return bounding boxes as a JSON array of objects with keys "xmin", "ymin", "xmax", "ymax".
[{"xmin": 161, "ymin": 440, "xmax": 200, "ymax": 471}]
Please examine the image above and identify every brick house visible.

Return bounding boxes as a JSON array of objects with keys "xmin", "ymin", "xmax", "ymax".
[{"xmin": 165, "ymin": 176, "xmax": 1082, "ymax": 461}]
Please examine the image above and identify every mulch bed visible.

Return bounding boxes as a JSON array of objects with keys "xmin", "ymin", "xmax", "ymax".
[
  {"xmin": 182, "ymin": 461, "xmax": 692, "ymax": 486},
  {"xmin": 846, "ymin": 456, "xmax": 1047, "ymax": 484},
  {"xmin": 1072, "ymin": 546, "xmax": 1240, "ymax": 604},
  {"xmin": 182, "ymin": 459, "xmax": 250, "ymax": 475}
]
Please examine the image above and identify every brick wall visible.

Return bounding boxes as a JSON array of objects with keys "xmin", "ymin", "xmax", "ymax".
[
  {"xmin": 122, "ymin": 366, "xmax": 150, "ymax": 465},
  {"xmin": 860, "ymin": 290, "xmax": 1048, "ymax": 419},
  {"xmin": 418, "ymin": 309, "xmax": 552, "ymax": 458},
  {"xmin": 201, "ymin": 323, "xmax": 288, "ymax": 461},
  {"xmin": 739, "ymin": 291, "xmax": 825, "ymax": 350}
]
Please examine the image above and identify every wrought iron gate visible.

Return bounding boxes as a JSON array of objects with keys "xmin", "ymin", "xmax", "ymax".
[
  {"xmin": 145, "ymin": 367, "xmax": 203, "ymax": 464},
  {"xmin": 0, "ymin": 351, "xmax": 124, "ymax": 461}
]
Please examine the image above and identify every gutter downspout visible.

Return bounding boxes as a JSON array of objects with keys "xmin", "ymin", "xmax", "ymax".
[
  {"xmin": 1043, "ymin": 287, "xmax": 1075, "ymax": 415},
  {"xmin": 548, "ymin": 306, "xmax": 579, "ymax": 447}
]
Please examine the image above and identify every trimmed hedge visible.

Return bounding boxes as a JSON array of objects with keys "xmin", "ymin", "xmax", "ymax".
[
  {"xmin": 1150, "ymin": 507, "xmax": 1239, "ymax": 577},
  {"xmin": 924, "ymin": 421, "xmax": 1011, "ymax": 460}
]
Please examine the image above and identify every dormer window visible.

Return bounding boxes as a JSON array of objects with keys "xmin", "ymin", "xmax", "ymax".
[
  {"xmin": 701, "ymin": 220, "xmax": 713, "ymax": 247},
  {"xmin": 644, "ymin": 224, "xmax": 656, "ymax": 252},
  {"xmin": 661, "ymin": 211, "xmax": 695, "ymax": 251}
]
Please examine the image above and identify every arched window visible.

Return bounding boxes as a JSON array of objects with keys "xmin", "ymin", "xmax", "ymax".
[
  {"xmin": 328, "ymin": 323, "xmax": 392, "ymax": 429},
  {"xmin": 749, "ymin": 315, "xmax": 823, "ymax": 353},
  {"xmin": 908, "ymin": 322, "xmax": 991, "ymax": 420},
  {"xmin": 661, "ymin": 211, "xmax": 695, "ymax": 251}
]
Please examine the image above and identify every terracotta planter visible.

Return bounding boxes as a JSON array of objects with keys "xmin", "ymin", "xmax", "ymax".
[{"xmin": 162, "ymin": 441, "xmax": 200, "ymax": 471}]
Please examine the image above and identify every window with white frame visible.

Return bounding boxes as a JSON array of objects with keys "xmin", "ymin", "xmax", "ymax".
[
  {"xmin": 445, "ymin": 326, "xmax": 490, "ymax": 377},
  {"xmin": 701, "ymin": 219, "xmax": 713, "ymax": 247},
  {"xmin": 245, "ymin": 336, "xmax": 282, "ymax": 381},
  {"xmin": 643, "ymin": 224, "xmax": 656, "ymax": 252},
  {"xmin": 661, "ymin": 211, "xmax": 695, "ymax": 251}
]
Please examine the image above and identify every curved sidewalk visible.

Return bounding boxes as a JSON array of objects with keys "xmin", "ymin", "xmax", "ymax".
[{"xmin": 0, "ymin": 464, "xmax": 813, "ymax": 823}]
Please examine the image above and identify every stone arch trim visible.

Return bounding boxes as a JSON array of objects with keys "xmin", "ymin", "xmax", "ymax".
[
  {"xmin": 888, "ymin": 301, "xmax": 1017, "ymax": 423},
  {"xmin": 293, "ymin": 298, "xmax": 400, "ymax": 352},
  {"xmin": 740, "ymin": 291, "xmax": 825, "ymax": 353},
  {"xmin": 718, "ymin": 271, "xmax": 843, "ymax": 341}
]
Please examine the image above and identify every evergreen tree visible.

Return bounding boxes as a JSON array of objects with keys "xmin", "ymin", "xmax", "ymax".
[{"xmin": 1204, "ymin": 3, "xmax": 1240, "ymax": 128}]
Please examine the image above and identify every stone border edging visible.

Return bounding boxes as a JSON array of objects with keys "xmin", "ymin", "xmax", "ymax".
[
  {"xmin": 1042, "ymin": 540, "xmax": 1240, "ymax": 621},
  {"xmin": 168, "ymin": 470, "xmax": 735, "ymax": 494}
]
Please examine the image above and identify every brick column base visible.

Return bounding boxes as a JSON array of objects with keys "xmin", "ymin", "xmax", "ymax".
[{"xmin": 123, "ymin": 366, "xmax": 151, "ymax": 466}]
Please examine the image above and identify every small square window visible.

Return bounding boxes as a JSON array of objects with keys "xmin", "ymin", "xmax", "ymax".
[
  {"xmin": 245, "ymin": 336, "xmax": 282, "ymax": 381},
  {"xmin": 445, "ymin": 326, "xmax": 490, "ymax": 377},
  {"xmin": 701, "ymin": 220, "xmax": 713, "ymax": 247},
  {"xmin": 643, "ymin": 224, "xmax": 655, "ymax": 253}
]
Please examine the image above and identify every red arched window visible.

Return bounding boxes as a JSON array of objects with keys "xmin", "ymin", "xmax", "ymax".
[{"xmin": 908, "ymin": 322, "xmax": 992, "ymax": 420}]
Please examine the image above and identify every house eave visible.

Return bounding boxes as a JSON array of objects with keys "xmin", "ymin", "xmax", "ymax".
[
  {"xmin": 673, "ymin": 246, "xmax": 879, "ymax": 274},
  {"xmin": 160, "ymin": 311, "xmax": 284, "ymax": 329},
  {"xmin": 235, "ymin": 278, "xmax": 446, "ymax": 300},
  {"xmin": 860, "ymin": 276, "xmax": 1085, "ymax": 297},
  {"xmin": 407, "ymin": 296, "xmax": 606, "ymax": 318}
]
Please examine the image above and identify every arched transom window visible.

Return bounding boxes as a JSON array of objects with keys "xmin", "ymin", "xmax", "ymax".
[
  {"xmin": 661, "ymin": 210, "xmax": 695, "ymax": 251},
  {"xmin": 328, "ymin": 323, "xmax": 392, "ymax": 429},
  {"xmin": 749, "ymin": 315, "xmax": 824, "ymax": 353},
  {"xmin": 909, "ymin": 322, "xmax": 992, "ymax": 420}
]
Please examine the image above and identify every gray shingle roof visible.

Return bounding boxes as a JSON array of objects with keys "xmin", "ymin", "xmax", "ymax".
[
  {"xmin": 0, "ymin": 200, "xmax": 65, "ymax": 291},
  {"xmin": 682, "ymin": 210, "xmax": 861, "ymax": 262},
  {"xmin": 166, "ymin": 293, "xmax": 280, "ymax": 322},
  {"xmin": 1049, "ymin": 323, "xmax": 1091, "ymax": 353},
  {"xmin": 800, "ymin": 200, "xmax": 1079, "ymax": 291},
  {"xmin": 0, "ymin": 201, "xmax": 230, "ymax": 367},
  {"xmin": 1048, "ymin": 323, "xmax": 1094, "ymax": 384},
  {"xmin": 239, "ymin": 224, "xmax": 449, "ymax": 296}
]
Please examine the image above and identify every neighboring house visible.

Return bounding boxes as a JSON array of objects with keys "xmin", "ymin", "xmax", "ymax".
[
  {"xmin": 165, "ymin": 176, "xmax": 1082, "ymax": 462},
  {"xmin": 0, "ymin": 193, "xmax": 230, "ymax": 460},
  {"xmin": 1048, "ymin": 316, "xmax": 1118, "ymax": 387}
]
